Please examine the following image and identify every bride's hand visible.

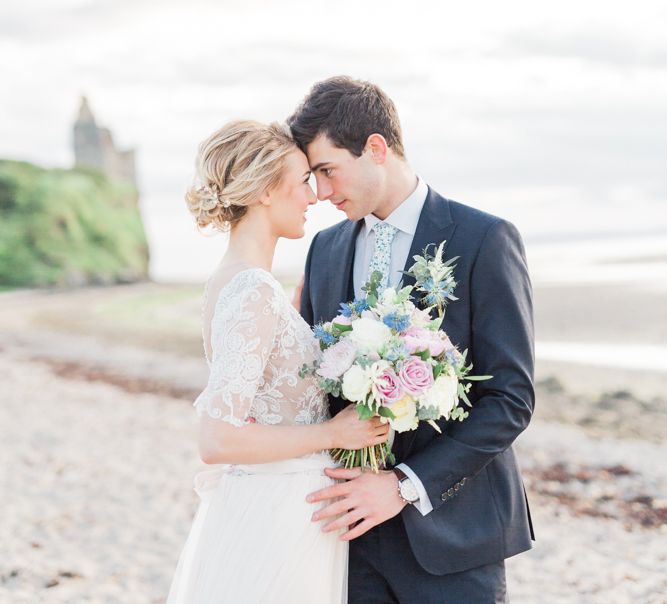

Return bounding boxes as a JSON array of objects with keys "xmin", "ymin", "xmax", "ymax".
[{"xmin": 327, "ymin": 405, "xmax": 390, "ymax": 450}]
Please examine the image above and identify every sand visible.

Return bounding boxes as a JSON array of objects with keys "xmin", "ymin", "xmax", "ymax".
[{"xmin": 1, "ymin": 282, "xmax": 665, "ymax": 603}]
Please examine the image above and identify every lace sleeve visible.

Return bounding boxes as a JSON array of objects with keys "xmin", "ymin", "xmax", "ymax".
[{"xmin": 194, "ymin": 273, "xmax": 281, "ymax": 426}]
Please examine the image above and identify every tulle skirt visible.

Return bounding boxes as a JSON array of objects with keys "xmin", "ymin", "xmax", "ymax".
[{"xmin": 166, "ymin": 453, "xmax": 348, "ymax": 603}]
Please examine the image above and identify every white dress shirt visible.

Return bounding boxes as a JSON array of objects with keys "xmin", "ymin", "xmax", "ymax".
[{"xmin": 352, "ymin": 176, "xmax": 433, "ymax": 515}]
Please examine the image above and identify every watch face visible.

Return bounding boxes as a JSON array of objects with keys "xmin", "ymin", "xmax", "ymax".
[{"xmin": 400, "ymin": 479, "xmax": 419, "ymax": 503}]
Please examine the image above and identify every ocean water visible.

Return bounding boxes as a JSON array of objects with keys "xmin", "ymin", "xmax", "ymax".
[
  {"xmin": 536, "ymin": 342, "xmax": 667, "ymax": 372},
  {"xmin": 143, "ymin": 186, "xmax": 667, "ymax": 375},
  {"xmin": 145, "ymin": 189, "xmax": 667, "ymax": 287}
]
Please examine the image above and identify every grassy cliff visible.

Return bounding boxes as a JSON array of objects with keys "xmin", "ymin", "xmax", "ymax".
[{"xmin": 0, "ymin": 160, "xmax": 149, "ymax": 287}]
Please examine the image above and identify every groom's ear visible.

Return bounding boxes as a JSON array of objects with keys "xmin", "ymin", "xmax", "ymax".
[{"xmin": 364, "ymin": 133, "xmax": 388, "ymax": 165}]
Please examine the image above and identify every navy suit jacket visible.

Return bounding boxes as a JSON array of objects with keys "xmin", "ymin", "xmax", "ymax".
[{"xmin": 301, "ymin": 187, "xmax": 535, "ymax": 575}]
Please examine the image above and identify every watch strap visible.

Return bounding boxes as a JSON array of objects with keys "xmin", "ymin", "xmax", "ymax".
[{"xmin": 392, "ymin": 467, "xmax": 409, "ymax": 482}]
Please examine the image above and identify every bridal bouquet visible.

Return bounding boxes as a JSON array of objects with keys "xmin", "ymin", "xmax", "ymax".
[{"xmin": 300, "ymin": 242, "xmax": 491, "ymax": 471}]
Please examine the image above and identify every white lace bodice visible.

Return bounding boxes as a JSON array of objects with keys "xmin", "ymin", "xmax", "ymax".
[{"xmin": 194, "ymin": 268, "xmax": 328, "ymax": 427}]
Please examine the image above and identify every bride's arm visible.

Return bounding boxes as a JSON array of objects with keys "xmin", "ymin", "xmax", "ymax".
[
  {"xmin": 198, "ymin": 406, "xmax": 388, "ymax": 465},
  {"xmin": 197, "ymin": 274, "xmax": 388, "ymax": 465}
]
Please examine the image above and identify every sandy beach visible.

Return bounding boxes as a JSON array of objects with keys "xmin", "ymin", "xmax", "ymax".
[{"xmin": 1, "ymin": 281, "xmax": 666, "ymax": 603}]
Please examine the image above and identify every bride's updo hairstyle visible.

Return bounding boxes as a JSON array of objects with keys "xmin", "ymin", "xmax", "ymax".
[{"xmin": 185, "ymin": 120, "xmax": 296, "ymax": 232}]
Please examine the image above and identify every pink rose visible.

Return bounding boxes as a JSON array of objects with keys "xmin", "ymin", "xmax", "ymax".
[
  {"xmin": 398, "ymin": 357, "xmax": 434, "ymax": 396},
  {"xmin": 440, "ymin": 333, "xmax": 456, "ymax": 355},
  {"xmin": 425, "ymin": 333, "xmax": 447, "ymax": 357},
  {"xmin": 403, "ymin": 328, "xmax": 431, "ymax": 354},
  {"xmin": 372, "ymin": 368, "xmax": 404, "ymax": 406},
  {"xmin": 316, "ymin": 338, "xmax": 357, "ymax": 380},
  {"xmin": 404, "ymin": 328, "xmax": 452, "ymax": 358},
  {"xmin": 332, "ymin": 314, "xmax": 352, "ymax": 326}
]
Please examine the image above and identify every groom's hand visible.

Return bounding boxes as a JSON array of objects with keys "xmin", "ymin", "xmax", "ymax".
[{"xmin": 306, "ymin": 468, "xmax": 407, "ymax": 541}]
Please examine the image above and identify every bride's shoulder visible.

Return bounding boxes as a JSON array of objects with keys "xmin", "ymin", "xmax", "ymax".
[
  {"xmin": 206, "ymin": 266, "xmax": 285, "ymax": 309},
  {"xmin": 230, "ymin": 266, "xmax": 282, "ymax": 295}
]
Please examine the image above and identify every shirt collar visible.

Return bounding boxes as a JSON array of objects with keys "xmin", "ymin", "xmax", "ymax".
[{"xmin": 363, "ymin": 176, "xmax": 428, "ymax": 236}]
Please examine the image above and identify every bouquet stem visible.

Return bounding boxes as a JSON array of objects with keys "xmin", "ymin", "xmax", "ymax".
[{"xmin": 330, "ymin": 444, "xmax": 395, "ymax": 473}]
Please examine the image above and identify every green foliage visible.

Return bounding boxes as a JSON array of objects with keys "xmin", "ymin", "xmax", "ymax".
[
  {"xmin": 362, "ymin": 270, "xmax": 383, "ymax": 307},
  {"xmin": 378, "ymin": 405, "xmax": 396, "ymax": 420},
  {"xmin": 450, "ymin": 406, "xmax": 469, "ymax": 422},
  {"xmin": 457, "ymin": 382, "xmax": 473, "ymax": 407},
  {"xmin": 418, "ymin": 405, "xmax": 440, "ymax": 420},
  {"xmin": 355, "ymin": 403, "xmax": 375, "ymax": 420},
  {"xmin": 395, "ymin": 285, "xmax": 412, "ymax": 304},
  {"xmin": 417, "ymin": 349, "xmax": 431, "ymax": 361},
  {"xmin": 320, "ymin": 378, "xmax": 342, "ymax": 398},
  {"xmin": 331, "ymin": 322, "xmax": 352, "ymax": 335},
  {"xmin": 0, "ymin": 160, "xmax": 149, "ymax": 287}
]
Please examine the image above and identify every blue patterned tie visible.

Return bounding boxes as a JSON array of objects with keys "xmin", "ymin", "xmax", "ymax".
[{"xmin": 368, "ymin": 222, "xmax": 399, "ymax": 291}]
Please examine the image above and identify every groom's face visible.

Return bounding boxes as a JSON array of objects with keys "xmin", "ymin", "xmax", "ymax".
[{"xmin": 306, "ymin": 134, "xmax": 381, "ymax": 221}]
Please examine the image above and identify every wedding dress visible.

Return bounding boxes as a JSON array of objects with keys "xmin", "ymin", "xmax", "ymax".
[{"xmin": 166, "ymin": 268, "xmax": 348, "ymax": 604}]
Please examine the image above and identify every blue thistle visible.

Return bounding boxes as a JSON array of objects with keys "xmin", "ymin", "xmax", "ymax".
[
  {"xmin": 353, "ymin": 298, "xmax": 369, "ymax": 314},
  {"xmin": 339, "ymin": 298, "xmax": 369, "ymax": 317},
  {"xmin": 382, "ymin": 312, "xmax": 411, "ymax": 333},
  {"xmin": 383, "ymin": 340, "xmax": 409, "ymax": 362},
  {"xmin": 423, "ymin": 278, "xmax": 456, "ymax": 307},
  {"xmin": 445, "ymin": 348, "xmax": 464, "ymax": 369},
  {"xmin": 314, "ymin": 324, "xmax": 335, "ymax": 346}
]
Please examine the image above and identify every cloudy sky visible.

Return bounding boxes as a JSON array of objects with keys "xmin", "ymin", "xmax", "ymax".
[{"xmin": 2, "ymin": 0, "xmax": 666, "ymax": 280}]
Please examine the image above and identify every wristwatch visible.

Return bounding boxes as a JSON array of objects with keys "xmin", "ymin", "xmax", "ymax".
[{"xmin": 392, "ymin": 468, "xmax": 419, "ymax": 504}]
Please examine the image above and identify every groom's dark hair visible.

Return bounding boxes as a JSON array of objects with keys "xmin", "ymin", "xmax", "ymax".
[{"xmin": 287, "ymin": 76, "xmax": 405, "ymax": 158}]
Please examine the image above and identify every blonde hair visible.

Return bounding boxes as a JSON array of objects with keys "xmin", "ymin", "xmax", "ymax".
[{"xmin": 185, "ymin": 120, "xmax": 296, "ymax": 231}]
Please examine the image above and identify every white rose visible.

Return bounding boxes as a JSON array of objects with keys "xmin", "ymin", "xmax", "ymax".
[
  {"xmin": 381, "ymin": 287, "xmax": 397, "ymax": 304},
  {"xmin": 348, "ymin": 317, "xmax": 392, "ymax": 352},
  {"xmin": 341, "ymin": 365, "xmax": 372, "ymax": 403},
  {"xmin": 388, "ymin": 395, "xmax": 419, "ymax": 432},
  {"xmin": 376, "ymin": 287, "xmax": 416, "ymax": 317},
  {"xmin": 419, "ymin": 375, "xmax": 459, "ymax": 419}
]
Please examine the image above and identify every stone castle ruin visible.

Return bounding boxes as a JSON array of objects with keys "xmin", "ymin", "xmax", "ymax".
[{"xmin": 73, "ymin": 96, "xmax": 137, "ymax": 186}]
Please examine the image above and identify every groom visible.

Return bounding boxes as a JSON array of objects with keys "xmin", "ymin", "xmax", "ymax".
[{"xmin": 288, "ymin": 76, "xmax": 535, "ymax": 603}]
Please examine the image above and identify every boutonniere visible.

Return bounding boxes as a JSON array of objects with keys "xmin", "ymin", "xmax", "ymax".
[{"xmin": 404, "ymin": 241, "xmax": 459, "ymax": 320}]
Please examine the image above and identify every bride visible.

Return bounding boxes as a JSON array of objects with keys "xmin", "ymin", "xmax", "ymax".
[{"xmin": 166, "ymin": 120, "xmax": 389, "ymax": 603}]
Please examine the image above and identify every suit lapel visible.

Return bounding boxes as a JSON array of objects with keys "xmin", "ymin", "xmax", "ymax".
[
  {"xmin": 400, "ymin": 186, "xmax": 456, "ymax": 290},
  {"xmin": 325, "ymin": 219, "xmax": 363, "ymax": 321},
  {"xmin": 393, "ymin": 188, "xmax": 459, "ymax": 463}
]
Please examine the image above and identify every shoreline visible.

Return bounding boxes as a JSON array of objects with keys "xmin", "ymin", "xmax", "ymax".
[{"xmin": 2, "ymin": 280, "xmax": 666, "ymax": 444}]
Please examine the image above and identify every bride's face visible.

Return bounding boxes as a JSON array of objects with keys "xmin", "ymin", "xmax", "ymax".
[{"xmin": 265, "ymin": 149, "xmax": 317, "ymax": 239}]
